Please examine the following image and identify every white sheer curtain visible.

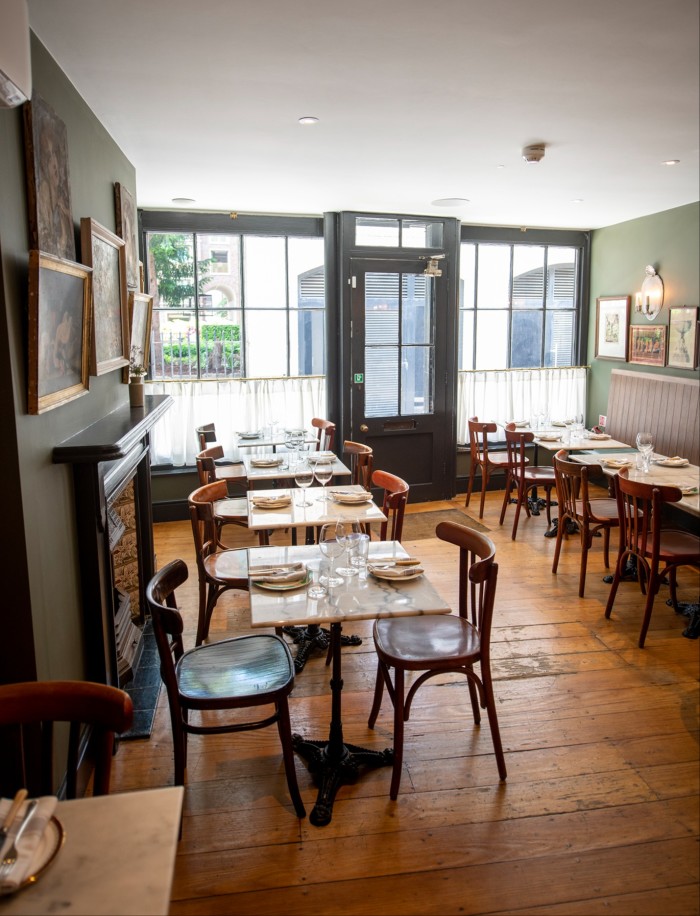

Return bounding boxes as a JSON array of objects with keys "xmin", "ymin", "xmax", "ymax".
[
  {"xmin": 456, "ymin": 367, "xmax": 588, "ymax": 444},
  {"xmin": 146, "ymin": 377, "xmax": 327, "ymax": 466}
]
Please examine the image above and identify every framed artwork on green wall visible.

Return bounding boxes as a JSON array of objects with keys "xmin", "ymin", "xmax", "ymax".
[
  {"xmin": 666, "ymin": 306, "xmax": 697, "ymax": 370},
  {"xmin": 595, "ymin": 296, "xmax": 630, "ymax": 361},
  {"xmin": 629, "ymin": 324, "xmax": 666, "ymax": 367}
]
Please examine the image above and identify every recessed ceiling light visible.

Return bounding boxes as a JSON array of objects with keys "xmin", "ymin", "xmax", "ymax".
[
  {"xmin": 496, "ymin": 164, "xmax": 506, "ymax": 169},
  {"xmin": 171, "ymin": 197, "xmax": 196, "ymax": 204},
  {"xmin": 571, "ymin": 198, "xmax": 584, "ymax": 204},
  {"xmin": 431, "ymin": 197, "xmax": 470, "ymax": 207},
  {"xmin": 662, "ymin": 159, "xmax": 680, "ymax": 165},
  {"xmin": 298, "ymin": 116, "xmax": 319, "ymax": 125}
]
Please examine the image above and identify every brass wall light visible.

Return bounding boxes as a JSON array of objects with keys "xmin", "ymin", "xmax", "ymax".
[{"xmin": 635, "ymin": 265, "xmax": 664, "ymax": 320}]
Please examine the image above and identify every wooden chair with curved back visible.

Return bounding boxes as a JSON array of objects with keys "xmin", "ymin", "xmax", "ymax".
[
  {"xmin": 372, "ymin": 469, "xmax": 409, "ymax": 542},
  {"xmin": 146, "ymin": 559, "xmax": 305, "ymax": 817},
  {"xmin": 195, "ymin": 446, "xmax": 252, "ymax": 548},
  {"xmin": 499, "ymin": 428, "xmax": 555, "ymax": 539},
  {"xmin": 311, "ymin": 418, "xmax": 335, "ymax": 452},
  {"xmin": 367, "ymin": 521, "xmax": 507, "ymax": 799},
  {"xmin": 188, "ymin": 481, "xmax": 250, "ymax": 645},
  {"xmin": 343, "ymin": 440, "xmax": 374, "ymax": 490},
  {"xmin": 0, "ymin": 680, "xmax": 133, "ymax": 797},
  {"xmin": 551, "ymin": 448, "xmax": 620, "ymax": 597},
  {"xmin": 465, "ymin": 417, "xmax": 514, "ymax": 518},
  {"xmin": 604, "ymin": 471, "xmax": 700, "ymax": 647}
]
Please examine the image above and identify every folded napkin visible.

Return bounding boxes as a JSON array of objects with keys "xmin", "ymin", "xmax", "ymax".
[
  {"xmin": 0, "ymin": 796, "xmax": 58, "ymax": 894},
  {"xmin": 251, "ymin": 565, "xmax": 308, "ymax": 585},
  {"xmin": 369, "ymin": 556, "xmax": 421, "ymax": 566},
  {"xmin": 251, "ymin": 495, "xmax": 291, "ymax": 509},
  {"xmin": 249, "ymin": 561, "xmax": 304, "ymax": 575},
  {"xmin": 250, "ymin": 458, "xmax": 283, "ymax": 467},
  {"xmin": 368, "ymin": 563, "xmax": 424, "ymax": 578},
  {"xmin": 681, "ymin": 486, "xmax": 698, "ymax": 496},
  {"xmin": 603, "ymin": 457, "xmax": 633, "ymax": 468},
  {"xmin": 330, "ymin": 489, "xmax": 372, "ymax": 502},
  {"xmin": 308, "ymin": 451, "xmax": 335, "ymax": 462},
  {"xmin": 658, "ymin": 456, "xmax": 689, "ymax": 466},
  {"xmin": 588, "ymin": 433, "xmax": 611, "ymax": 440}
]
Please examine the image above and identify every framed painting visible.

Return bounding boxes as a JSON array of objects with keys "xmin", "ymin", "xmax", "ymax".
[
  {"xmin": 28, "ymin": 251, "xmax": 91, "ymax": 415},
  {"xmin": 122, "ymin": 291, "xmax": 154, "ymax": 383},
  {"xmin": 80, "ymin": 217, "xmax": 129, "ymax": 376},
  {"xmin": 666, "ymin": 306, "xmax": 698, "ymax": 370},
  {"xmin": 23, "ymin": 94, "xmax": 76, "ymax": 261},
  {"xmin": 115, "ymin": 182, "xmax": 140, "ymax": 290},
  {"xmin": 629, "ymin": 324, "xmax": 666, "ymax": 367},
  {"xmin": 595, "ymin": 296, "xmax": 630, "ymax": 361}
]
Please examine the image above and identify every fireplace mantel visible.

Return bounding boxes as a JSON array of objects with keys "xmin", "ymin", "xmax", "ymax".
[{"xmin": 53, "ymin": 395, "xmax": 173, "ymax": 687}]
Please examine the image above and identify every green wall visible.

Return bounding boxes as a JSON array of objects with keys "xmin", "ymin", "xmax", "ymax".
[{"xmin": 588, "ymin": 202, "xmax": 700, "ymax": 425}]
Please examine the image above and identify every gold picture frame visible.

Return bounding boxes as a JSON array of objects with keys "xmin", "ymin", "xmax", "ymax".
[
  {"xmin": 122, "ymin": 291, "xmax": 154, "ymax": 383},
  {"xmin": 115, "ymin": 182, "xmax": 140, "ymax": 290},
  {"xmin": 28, "ymin": 251, "xmax": 91, "ymax": 415},
  {"xmin": 629, "ymin": 324, "xmax": 666, "ymax": 367},
  {"xmin": 80, "ymin": 217, "xmax": 129, "ymax": 376}
]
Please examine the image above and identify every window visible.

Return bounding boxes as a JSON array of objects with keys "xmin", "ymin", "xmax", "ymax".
[
  {"xmin": 355, "ymin": 216, "xmax": 444, "ymax": 248},
  {"xmin": 459, "ymin": 241, "xmax": 581, "ymax": 370},
  {"xmin": 146, "ymin": 232, "xmax": 325, "ymax": 380}
]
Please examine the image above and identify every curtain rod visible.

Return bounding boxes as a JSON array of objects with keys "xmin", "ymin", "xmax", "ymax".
[
  {"xmin": 458, "ymin": 365, "xmax": 590, "ymax": 375},
  {"xmin": 147, "ymin": 375, "xmax": 326, "ymax": 383}
]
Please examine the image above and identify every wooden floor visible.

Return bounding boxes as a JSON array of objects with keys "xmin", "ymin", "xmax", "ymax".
[{"xmin": 110, "ymin": 489, "xmax": 700, "ymax": 916}]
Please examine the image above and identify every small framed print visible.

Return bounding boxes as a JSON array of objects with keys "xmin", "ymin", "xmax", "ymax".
[
  {"xmin": 80, "ymin": 217, "xmax": 129, "ymax": 376},
  {"xmin": 629, "ymin": 324, "xmax": 666, "ymax": 367},
  {"xmin": 666, "ymin": 306, "xmax": 698, "ymax": 370},
  {"xmin": 595, "ymin": 296, "xmax": 630, "ymax": 361},
  {"xmin": 28, "ymin": 251, "xmax": 91, "ymax": 415},
  {"xmin": 122, "ymin": 291, "xmax": 154, "ymax": 383},
  {"xmin": 115, "ymin": 182, "xmax": 140, "ymax": 290}
]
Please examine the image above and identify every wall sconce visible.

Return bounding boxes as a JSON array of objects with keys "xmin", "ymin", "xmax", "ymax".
[{"xmin": 635, "ymin": 265, "xmax": 664, "ymax": 320}]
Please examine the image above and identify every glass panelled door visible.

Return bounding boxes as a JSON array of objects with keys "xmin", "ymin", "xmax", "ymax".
[{"xmin": 350, "ymin": 258, "xmax": 451, "ymax": 502}]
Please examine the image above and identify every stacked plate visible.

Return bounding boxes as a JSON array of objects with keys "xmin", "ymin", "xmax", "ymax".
[
  {"xmin": 307, "ymin": 451, "xmax": 335, "ymax": 463},
  {"xmin": 330, "ymin": 489, "xmax": 373, "ymax": 505},
  {"xmin": 588, "ymin": 433, "xmax": 611, "ymax": 440},
  {"xmin": 249, "ymin": 562, "xmax": 309, "ymax": 590},
  {"xmin": 603, "ymin": 457, "xmax": 634, "ymax": 468},
  {"xmin": 250, "ymin": 457, "xmax": 283, "ymax": 468},
  {"xmin": 251, "ymin": 495, "xmax": 291, "ymax": 509},
  {"xmin": 237, "ymin": 431, "xmax": 261, "ymax": 439},
  {"xmin": 656, "ymin": 456, "xmax": 690, "ymax": 467},
  {"xmin": 367, "ymin": 559, "xmax": 424, "ymax": 581}
]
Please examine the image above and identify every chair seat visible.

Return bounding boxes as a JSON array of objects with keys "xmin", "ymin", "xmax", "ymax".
[
  {"xmin": 177, "ymin": 634, "xmax": 294, "ymax": 705},
  {"xmin": 641, "ymin": 529, "xmax": 700, "ymax": 561},
  {"xmin": 486, "ymin": 453, "xmax": 517, "ymax": 468},
  {"xmin": 203, "ymin": 548, "xmax": 248, "ymax": 582},
  {"xmin": 214, "ymin": 464, "xmax": 247, "ymax": 483},
  {"xmin": 214, "ymin": 497, "xmax": 249, "ymax": 521},
  {"xmin": 575, "ymin": 498, "xmax": 619, "ymax": 522},
  {"xmin": 522, "ymin": 466, "xmax": 556, "ymax": 484},
  {"xmin": 373, "ymin": 615, "xmax": 480, "ymax": 669}
]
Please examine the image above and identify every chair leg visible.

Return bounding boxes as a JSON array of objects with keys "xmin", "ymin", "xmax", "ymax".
[
  {"xmin": 465, "ymin": 463, "xmax": 476, "ymax": 507},
  {"xmin": 605, "ymin": 549, "xmax": 631, "ymax": 620},
  {"xmin": 275, "ymin": 697, "xmax": 306, "ymax": 818},
  {"xmin": 482, "ymin": 665, "xmax": 507, "ymax": 781},
  {"xmin": 173, "ymin": 720, "xmax": 187, "ymax": 786},
  {"xmin": 479, "ymin": 465, "xmax": 488, "ymax": 519},
  {"xmin": 511, "ymin": 489, "xmax": 524, "ymax": 540},
  {"xmin": 602, "ymin": 528, "xmax": 611, "ymax": 568},
  {"xmin": 638, "ymin": 556, "xmax": 662, "ymax": 648},
  {"xmin": 389, "ymin": 667, "xmax": 405, "ymax": 800},
  {"xmin": 551, "ymin": 511, "xmax": 567, "ymax": 574},
  {"xmin": 499, "ymin": 474, "xmax": 512, "ymax": 526},
  {"xmin": 367, "ymin": 660, "xmax": 386, "ymax": 729}
]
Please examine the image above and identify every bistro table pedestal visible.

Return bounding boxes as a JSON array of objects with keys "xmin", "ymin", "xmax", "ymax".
[{"xmin": 283, "ymin": 621, "xmax": 362, "ymax": 672}]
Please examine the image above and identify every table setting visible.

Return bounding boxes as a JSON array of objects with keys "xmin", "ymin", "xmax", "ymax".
[{"xmin": 0, "ymin": 792, "xmax": 62, "ymax": 898}]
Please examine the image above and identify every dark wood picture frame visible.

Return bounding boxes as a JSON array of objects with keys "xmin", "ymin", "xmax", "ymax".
[
  {"xmin": 80, "ymin": 217, "xmax": 129, "ymax": 376},
  {"xmin": 122, "ymin": 291, "xmax": 154, "ymax": 383},
  {"xmin": 114, "ymin": 182, "xmax": 140, "ymax": 290},
  {"xmin": 28, "ymin": 251, "xmax": 91, "ymax": 415},
  {"xmin": 629, "ymin": 324, "xmax": 666, "ymax": 367},
  {"xmin": 595, "ymin": 296, "xmax": 630, "ymax": 361},
  {"xmin": 23, "ymin": 94, "xmax": 76, "ymax": 261},
  {"xmin": 666, "ymin": 306, "xmax": 698, "ymax": 370}
]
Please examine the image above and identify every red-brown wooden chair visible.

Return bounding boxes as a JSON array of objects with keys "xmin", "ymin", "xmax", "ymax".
[
  {"xmin": 311, "ymin": 418, "xmax": 335, "ymax": 452},
  {"xmin": 499, "ymin": 429, "xmax": 555, "ymax": 539},
  {"xmin": 464, "ymin": 417, "xmax": 514, "ymax": 518},
  {"xmin": 372, "ymin": 469, "xmax": 409, "ymax": 542}
]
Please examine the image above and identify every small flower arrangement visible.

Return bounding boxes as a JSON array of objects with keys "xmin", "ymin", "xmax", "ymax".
[{"xmin": 129, "ymin": 348, "xmax": 148, "ymax": 381}]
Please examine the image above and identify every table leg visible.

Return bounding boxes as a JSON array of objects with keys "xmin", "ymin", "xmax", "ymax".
[
  {"xmin": 293, "ymin": 622, "xmax": 392, "ymax": 826},
  {"xmin": 283, "ymin": 624, "xmax": 362, "ymax": 673}
]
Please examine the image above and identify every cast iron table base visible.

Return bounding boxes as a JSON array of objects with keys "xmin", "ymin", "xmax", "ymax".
[
  {"xmin": 283, "ymin": 624, "xmax": 362, "ymax": 673},
  {"xmin": 293, "ymin": 621, "xmax": 392, "ymax": 825},
  {"xmin": 671, "ymin": 600, "xmax": 700, "ymax": 639}
]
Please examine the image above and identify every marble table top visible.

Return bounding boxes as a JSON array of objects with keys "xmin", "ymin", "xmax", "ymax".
[{"xmin": 247, "ymin": 485, "xmax": 386, "ymax": 530}]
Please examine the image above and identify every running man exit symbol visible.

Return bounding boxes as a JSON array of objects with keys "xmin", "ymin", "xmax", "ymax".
[{"xmin": 354, "ymin": 373, "xmax": 364, "ymax": 384}]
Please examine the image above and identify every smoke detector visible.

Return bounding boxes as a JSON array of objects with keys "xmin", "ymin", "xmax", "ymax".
[{"xmin": 522, "ymin": 144, "xmax": 545, "ymax": 163}]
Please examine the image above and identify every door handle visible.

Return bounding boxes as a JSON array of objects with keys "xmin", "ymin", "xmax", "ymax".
[{"xmin": 360, "ymin": 424, "xmax": 368, "ymax": 432}]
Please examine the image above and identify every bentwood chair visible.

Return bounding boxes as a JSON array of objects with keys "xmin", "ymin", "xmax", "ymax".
[
  {"xmin": 188, "ymin": 481, "xmax": 250, "ymax": 645},
  {"xmin": 343, "ymin": 440, "xmax": 374, "ymax": 491},
  {"xmin": 196, "ymin": 444, "xmax": 248, "ymax": 493},
  {"xmin": 146, "ymin": 559, "xmax": 305, "ymax": 817},
  {"xmin": 605, "ymin": 472, "xmax": 700, "ymax": 647},
  {"xmin": 311, "ymin": 418, "xmax": 336, "ymax": 452},
  {"xmin": 372, "ymin": 469, "xmax": 409, "ymax": 542},
  {"xmin": 368, "ymin": 521, "xmax": 507, "ymax": 799},
  {"xmin": 551, "ymin": 449, "xmax": 620, "ymax": 597},
  {"xmin": 499, "ymin": 429, "xmax": 556, "ymax": 539},
  {"xmin": 465, "ymin": 417, "xmax": 515, "ymax": 518},
  {"xmin": 0, "ymin": 681, "xmax": 133, "ymax": 798}
]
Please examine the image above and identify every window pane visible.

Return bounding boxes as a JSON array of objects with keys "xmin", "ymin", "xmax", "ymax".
[
  {"xmin": 289, "ymin": 309, "xmax": 325, "ymax": 375},
  {"xmin": 288, "ymin": 237, "xmax": 324, "ymax": 309},
  {"xmin": 476, "ymin": 244, "xmax": 510, "ymax": 309},
  {"xmin": 365, "ymin": 273, "xmax": 399, "ymax": 344},
  {"xmin": 365, "ymin": 347, "xmax": 398, "ymax": 416},
  {"xmin": 545, "ymin": 310, "xmax": 575, "ymax": 366},
  {"xmin": 152, "ymin": 316, "xmax": 197, "ymax": 380},
  {"xmin": 458, "ymin": 310, "xmax": 475, "ymax": 370},
  {"xmin": 459, "ymin": 243, "xmax": 475, "ymax": 309},
  {"xmin": 511, "ymin": 311, "xmax": 543, "ymax": 367},
  {"xmin": 244, "ymin": 236, "xmax": 286, "ymax": 308},
  {"xmin": 197, "ymin": 234, "xmax": 241, "ymax": 309},
  {"xmin": 401, "ymin": 274, "xmax": 432, "ymax": 344},
  {"xmin": 547, "ymin": 247, "xmax": 576, "ymax": 309},
  {"xmin": 199, "ymin": 309, "xmax": 242, "ymax": 378},
  {"xmin": 355, "ymin": 217, "xmax": 399, "ymax": 247},
  {"xmin": 244, "ymin": 310, "xmax": 288, "ymax": 376},
  {"xmin": 401, "ymin": 220, "xmax": 443, "ymax": 248},
  {"xmin": 512, "ymin": 246, "xmax": 544, "ymax": 309},
  {"xmin": 147, "ymin": 232, "xmax": 195, "ymax": 309},
  {"xmin": 475, "ymin": 311, "xmax": 508, "ymax": 368},
  {"xmin": 401, "ymin": 346, "xmax": 433, "ymax": 414}
]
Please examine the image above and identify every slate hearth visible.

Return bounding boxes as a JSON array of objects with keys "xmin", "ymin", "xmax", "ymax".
[{"xmin": 121, "ymin": 620, "xmax": 160, "ymax": 739}]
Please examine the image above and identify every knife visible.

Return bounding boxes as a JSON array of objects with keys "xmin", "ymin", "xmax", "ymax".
[{"xmin": 0, "ymin": 789, "xmax": 27, "ymax": 846}]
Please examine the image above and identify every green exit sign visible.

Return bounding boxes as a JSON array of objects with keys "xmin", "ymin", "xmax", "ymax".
[{"xmin": 353, "ymin": 373, "xmax": 364, "ymax": 384}]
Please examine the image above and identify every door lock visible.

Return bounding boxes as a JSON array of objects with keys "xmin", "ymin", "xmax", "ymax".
[{"xmin": 360, "ymin": 424, "xmax": 368, "ymax": 432}]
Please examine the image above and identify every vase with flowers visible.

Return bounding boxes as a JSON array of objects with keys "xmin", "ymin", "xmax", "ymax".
[{"xmin": 128, "ymin": 356, "xmax": 147, "ymax": 408}]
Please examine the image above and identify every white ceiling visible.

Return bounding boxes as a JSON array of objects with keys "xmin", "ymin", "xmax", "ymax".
[{"xmin": 27, "ymin": 0, "xmax": 699, "ymax": 230}]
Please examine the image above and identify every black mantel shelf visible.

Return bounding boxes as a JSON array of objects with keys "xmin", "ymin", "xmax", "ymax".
[{"xmin": 53, "ymin": 395, "xmax": 173, "ymax": 463}]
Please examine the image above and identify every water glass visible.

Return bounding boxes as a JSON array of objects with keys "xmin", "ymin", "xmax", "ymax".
[
  {"xmin": 294, "ymin": 459, "xmax": 314, "ymax": 506},
  {"xmin": 307, "ymin": 565, "xmax": 328, "ymax": 600},
  {"xmin": 318, "ymin": 523, "xmax": 344, "ymax": 588},
  {"xmin": 349, "ymin": 533, "xmax": 370, "ymax": 577}
]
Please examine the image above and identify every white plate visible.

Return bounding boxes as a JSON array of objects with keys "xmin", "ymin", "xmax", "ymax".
[
  {"xmin": 656, "ymin": 458, "xmax": 690, "ymax": 467},
  {"xmin": 588, "ymin": 433, "xmax": 611, "ymax": 440},
  {"xmin": 369, "ymin": 568, "xmax": 424, "ymax": 582},
  {"xmin": 603, "ymin": 458, "xmax": 634, "ymax": 468},
  {"xmin": 307, "ymin": 452, "xmax": 335, "ymax": 463},
  {"xmin": 250, "ymin": 459, "xmax": 284, "ymax": 467},
  {"xmin": 332, "ymin": 495, "xmax": 373, "ymax": 505},
  {"xmin": 252, "ymin": 574, "xmax": 310, "ymax": 591},
  {"xmin": 237, "ymin": 431, "xmax": 261, "ymax": 439},
  {"xmin": 536, "ymin": 434, "xmax": 560, "ymax": 442},
  {"xmin": 252, "ymin": 498, "xmax": 291, "ymax": 509},
  {"xmin": 0, "ymin": 815, "xmax": 65, "ymax": 896}
]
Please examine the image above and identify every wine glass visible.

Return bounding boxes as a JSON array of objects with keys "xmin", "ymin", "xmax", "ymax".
[
  {"xmin": 293, "ymin": 458, "xmax": 314, "ymax": 506},
  {"xmin": 314, "ymin": 458, "xmax": 334, "ymax": 500},
  {"xmin": 335, "ymin": 519, "xmax": 363, "ymax": 577},
  {"xmin": 318, "ymin": 523, "xmax": 344, "ymax": 588},
  {"xmin": 636, "ymin": 431, "xmax": 654, "ymax": 472}
]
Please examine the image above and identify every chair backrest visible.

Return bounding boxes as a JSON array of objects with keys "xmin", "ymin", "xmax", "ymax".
[
  {"xmin": 343, "ymin": 440, "xmax": 374, "ymax": 490},
  {"xmin": 435, "ymin": 521, "xmax": 498, "ymax": 642},
  {"xmin": 188, "ymin": 480, "xmax": 228, "ymax": 561},
  {"xmin": 311, "ymin": 418, "xmax": 335, "ymax": 452},
  {"xmin": 196, "ymin": 445, "xmax": 226, "ymax": 485},
  {"xmin": 195, "ymin": 423, "xmax": 218, "ymax": 452},
  {"xmin": 372, "ymin": 469, "xmax": 409, "ymax": 541},
  {"xmin": 504, "ymin": 428, "xmax": 533, "ymax": 474},
  {"xmin": 553, "ymin": 448, "xmax": 590, "ymax": 519},
  {"xmin": 615, "ymin": 471, "xmax": 683, "ymax": 560},
  {"xmin": 468, "ymin": 416, "xmax": 498, "ymax": 464},
  {"xmin": 146, "ymin": 559, "xmax": 189, "ymax": 722},
  {"xmin": 0, "ymin": 680, "xmax": 133, "ymax": 798}
]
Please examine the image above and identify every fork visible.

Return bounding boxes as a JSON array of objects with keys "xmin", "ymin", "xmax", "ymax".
[
  {"xmin": 0, "ymin": 789, "xmax": 28, "ymax": 847},
  {"xmin": 0, "ymin": 799, "xmax": 38, "ymax": 878}
]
